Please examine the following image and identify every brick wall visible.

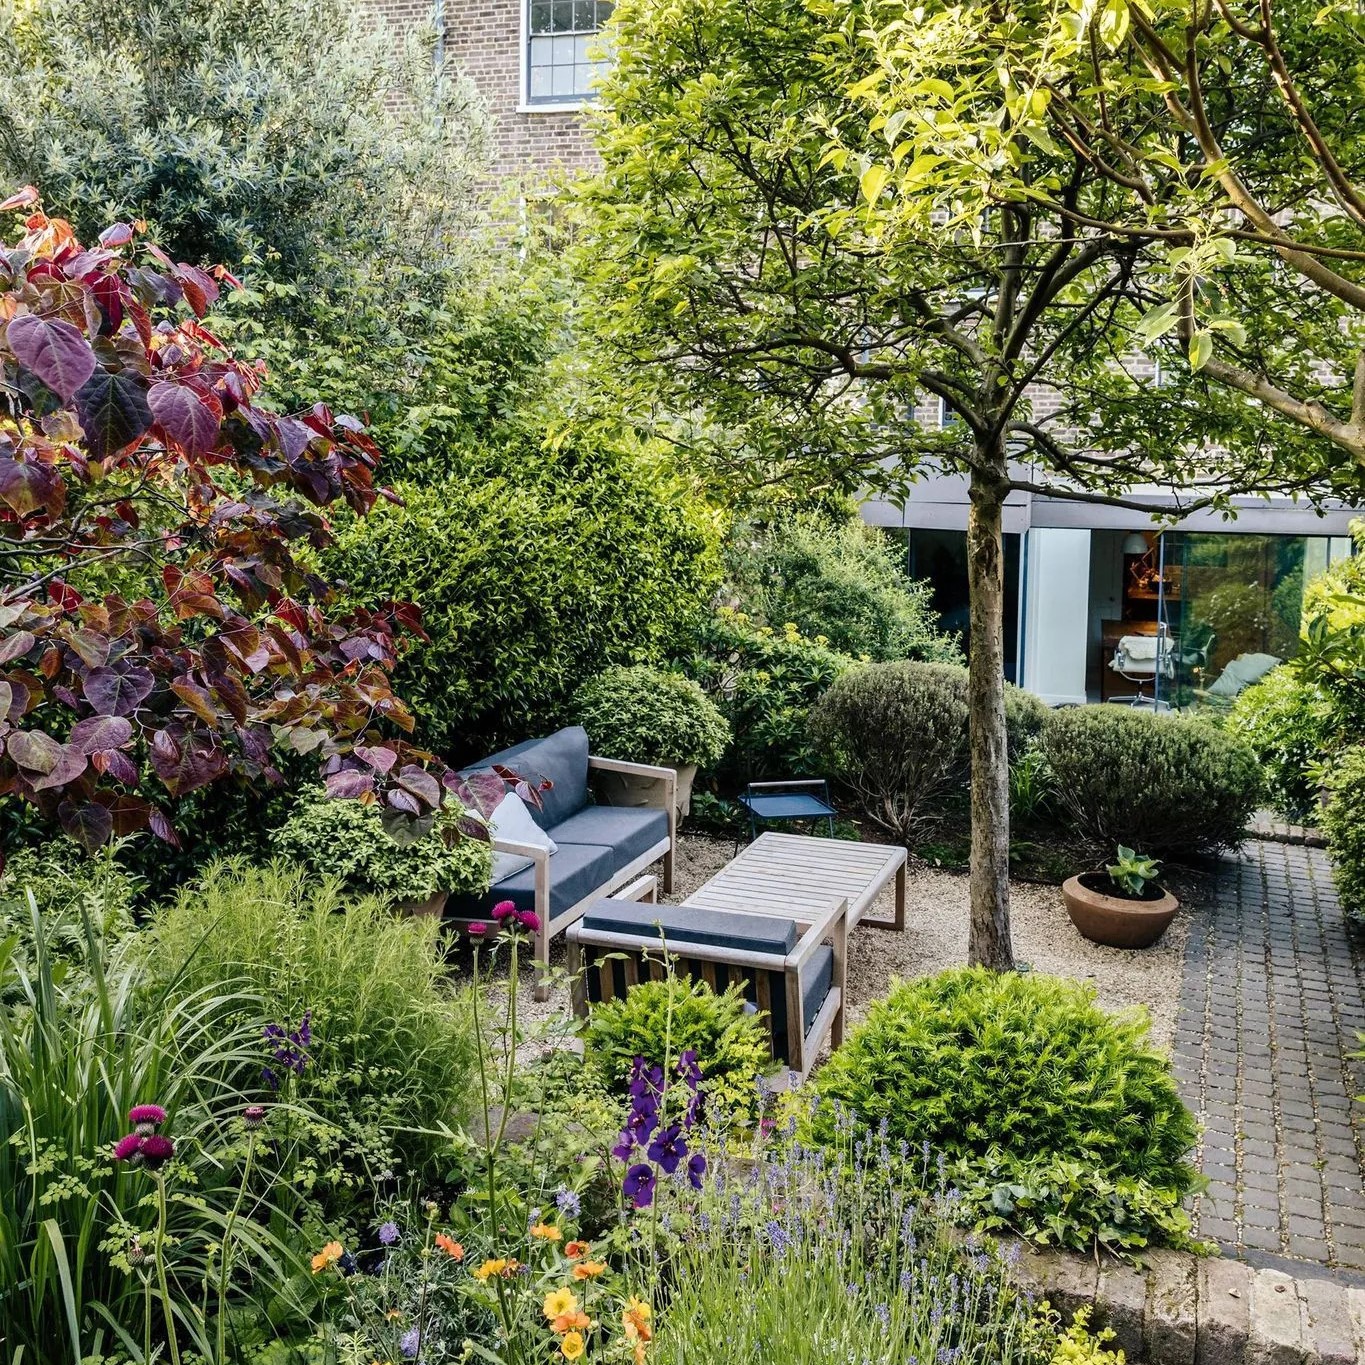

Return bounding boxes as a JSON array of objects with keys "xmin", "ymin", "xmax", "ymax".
[{"xmin": 370, "ymin": 0, "xmax": 600, "ymax": 193}]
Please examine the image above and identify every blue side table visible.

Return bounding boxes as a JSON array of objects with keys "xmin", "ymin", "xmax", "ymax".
[{"xmin": 736, "ymin": 779, "xmax": 837, "ymax": 850}]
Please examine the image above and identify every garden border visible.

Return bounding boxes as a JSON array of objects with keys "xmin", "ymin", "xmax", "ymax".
[{"xmin": 1007, "ymin": 1240, "xmax": 1365, "ymax": 1364}]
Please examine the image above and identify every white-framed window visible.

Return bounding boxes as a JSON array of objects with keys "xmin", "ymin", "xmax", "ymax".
[{"xmin": 525, "ymin": 0, "xmax": 613, "ymax": 105}]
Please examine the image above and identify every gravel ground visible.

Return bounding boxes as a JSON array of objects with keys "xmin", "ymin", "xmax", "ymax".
[{"xmin": 465, "ymin": 831, "xmax": 1187, "ymax": 1062}]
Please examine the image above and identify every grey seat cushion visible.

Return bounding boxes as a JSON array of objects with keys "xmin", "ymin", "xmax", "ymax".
[
  {"xmin": 580, "ymin": 899, "xmax": 798, "ymax": 956},
  {"xmin": 447, "ymin": 841, "xmax": 615, "ymax": 921},
  {"xmin": 802, "ymin": 944, "xmax": 835, "ymax": 1031},
  {"xmin": 463, "ymin": 726, "xmax": 591, "ymax": 830},
  {"xmin": 548, "ymin": 806, "xmax": 669, "ymax": 874}
]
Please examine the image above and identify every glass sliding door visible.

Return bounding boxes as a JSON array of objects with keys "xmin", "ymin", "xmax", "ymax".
[{"xmin": 1165, "ymin": 532, "xmax": 1320, "ymax": 708}]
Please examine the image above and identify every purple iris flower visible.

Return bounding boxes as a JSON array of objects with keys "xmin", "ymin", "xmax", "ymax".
[
  {"xmin": 647, "ymin": 1123, "xmax": 685, "ymax": 1175},
  {"xmin": 623, "ymin": 1163, "xmax": 657, "ymax": 1208}
]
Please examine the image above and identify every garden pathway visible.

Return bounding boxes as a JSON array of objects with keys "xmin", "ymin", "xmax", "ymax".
[{"xmin": 1174, "ymin": 839, "xmax": 1365, "ymax": 1276}]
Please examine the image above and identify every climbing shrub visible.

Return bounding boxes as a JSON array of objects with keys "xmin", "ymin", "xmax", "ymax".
[
  {"xmin": 1040, "ymin": 706, "xmax": 1261, "ymax": 859},
  {"xmin": 809, "ymin": 967, "xmax": 1201, "ymax": 1256}
]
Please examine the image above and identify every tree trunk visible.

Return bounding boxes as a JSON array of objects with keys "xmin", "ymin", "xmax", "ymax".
[{"xmin": 965, "ymin": 466, "xmax": 1015, "ymax": 970}]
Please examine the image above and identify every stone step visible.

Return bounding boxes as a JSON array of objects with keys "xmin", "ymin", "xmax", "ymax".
[{"xmin": 1005, "ymin": 1240, "xmax": 1365, "ymax": 1364}]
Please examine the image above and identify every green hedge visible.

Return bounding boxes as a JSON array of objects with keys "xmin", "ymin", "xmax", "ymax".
[
  {"xmin": 1226, "ymin": 666, "xmax": 1335, "ymax": 823},
  {"xmin": 809, "ymin": 967, "xmax": 1201, "ymax": 1255},
  {"xmin": 325, "ymin": 436, "xmax": 719, "ymax": 761},
  {"xmin": 1322, "ymin": 747, "xmax": 1365, "ymax": 922},
  {"xmin": 1040, "ymin": 705, "xmax": 1261, "ymax": 859}
]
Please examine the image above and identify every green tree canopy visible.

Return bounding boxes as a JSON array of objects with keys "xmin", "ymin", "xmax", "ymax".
[{"xmin": 574, "ymin": 0, "xmax": 1340, "ymax": 964}]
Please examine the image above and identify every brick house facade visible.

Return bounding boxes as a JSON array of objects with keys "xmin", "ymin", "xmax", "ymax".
[{"xmin": 371, "ymin": 0, "xmax": 602, "ymax": 191}]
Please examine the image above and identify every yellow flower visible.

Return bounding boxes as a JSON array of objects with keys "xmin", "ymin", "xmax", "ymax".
[
  {"xmin": 572, "ymin": 1260, "xmax": 607, "ymax": 1280},
  {"xmin": 310, "ymin": 1241, "xmax": 343, "ymax": 1274},
  {"xmin": 473, "ymin": 1257, "xmax": 511, "ymax": 1282},
  {"xmin": 530, "ymin": 1222, "xmax": 562, "ymax": 1241},
  {"xmin": 544, "ymin": 1287, "xmax": 579, "ymax": 1321},
  {"xmin": 560, "ymin": 1331, "xmax": 585, "ymax": 1361}
]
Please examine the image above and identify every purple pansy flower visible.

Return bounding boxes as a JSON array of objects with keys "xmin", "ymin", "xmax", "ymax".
[{"xmin": 623, "ymin": 1162, "xmax": 657, "ymax": 1209}]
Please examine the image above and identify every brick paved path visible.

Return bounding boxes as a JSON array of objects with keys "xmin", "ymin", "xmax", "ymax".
[{"xmin": 1174, "ymin": 840, "xmax": 1365, "ymax": 1271}]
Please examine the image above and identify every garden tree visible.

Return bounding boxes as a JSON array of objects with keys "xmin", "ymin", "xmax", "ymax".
[
  {"xmin": 0, "ymin": 197, "xmax": 503, "ymax": 851},
  {"xmin": 575, "ymin": 0, "xmax": 1339, "ymax": 967},
  {"xmin": 955, "ymin": 0, "xmax": 1365, "ymax": 473},
  {"xmin": 0, "ymin": 0, "xmax": 486, "ymax": 311}
]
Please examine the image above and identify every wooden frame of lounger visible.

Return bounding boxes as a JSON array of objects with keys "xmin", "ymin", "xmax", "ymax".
[{"xmin": 565, "ymin": 876, "xmax": 848, "ymax": 1080}]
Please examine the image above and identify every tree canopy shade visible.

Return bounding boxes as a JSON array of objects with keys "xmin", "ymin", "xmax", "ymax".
[
  {"xmin": 573, "ymin": 0, "xmax": 1344, "ymax": 966},
  {"xmin": 0, "ymin": 198, "xmax": 501, "ymax": 850},
  {"xmin": 910, "ymin": 0, "xmax": 1365, "ymax": 474}
]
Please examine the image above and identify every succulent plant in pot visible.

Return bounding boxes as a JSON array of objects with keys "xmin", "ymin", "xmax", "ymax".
[
  {"xmin": 1062, "ymin": 845, "xmax": 1180, "ymax": 949},
  {"xmin": 571, "ymin": 665, "xmax": 731, "ymax": 817}
]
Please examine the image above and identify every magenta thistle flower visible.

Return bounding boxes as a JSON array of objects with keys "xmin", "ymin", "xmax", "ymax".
[
  {"xmin": 113, "ymin": 1133, "xmax": 144, "ymax": 1162},
  {"xmin": 467, "ymin": 921, "xmax": 489, "ymax": 937},
  {"xmin": 491, "ymin": 900, "xmax": 517, "ymax": 921},
  {"xmin": 138, "ymin": 1134, "xmax": 176, "ymax": 1170},
  {"xmin": 243, "ymin": 1105, "xmax": 267, "ymax": 1131},
  {"xmin": 128, "ymin": 1103, "xmax": 167, "ymax": 1133},
  {"xmin": 515, "ymin": 910, "xmax": 540, "ymax": 932}
]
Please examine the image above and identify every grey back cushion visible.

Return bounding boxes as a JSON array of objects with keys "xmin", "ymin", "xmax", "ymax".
[
  {"xmin": 582, "ymin": 899, "xmax": 798, "ymax": 956},
  {"xmin": 465, "ymin": 726, "xmax": 591, "ymax": 830}
]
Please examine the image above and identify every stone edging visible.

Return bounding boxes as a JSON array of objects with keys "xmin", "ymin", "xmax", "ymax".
[
  {"xmin": 1246, "ymin": 817, "xmax": 1328, "ymax": 849},
  {"xmin": 1008, "ymin": 1242, "xmax": 1365, "ymax": 1364}
]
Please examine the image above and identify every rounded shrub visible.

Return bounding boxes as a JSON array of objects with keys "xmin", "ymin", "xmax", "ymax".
[
  {"xmin": 572, "ymin": 665, "xmax": 731, "ymax": 768},
  {"xmin": 1040, "ymin": 705, "xmax": 1261, "ymax": 859},
  {"xmin": 583, "ymin": 977, "xmax": 772, "ymax": 1121},
  {"xmin": 809, "ymin": 967, "xmax": 1200, "ymax": 1254},
  {"xmin": 1226, "ymin": 666, "xmax": 1335, "ymax": 822},
  {"xmin": 809, "ymin": 661, "xmax": 1048, "ymax": 838},
  {"xmin": 269, "ymin": 789, "xmax": 492, "ymax": 903},
  {"xmin": 1321, "ymin": 747, "xmax": 1365, "ymax": 923}
]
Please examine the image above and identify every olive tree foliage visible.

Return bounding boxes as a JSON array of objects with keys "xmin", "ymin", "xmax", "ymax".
[
  {"xmin": 968, "ymin": 0, "xmax": 1365, "ymax": 476},
  {"xmin": 0, "ymin": 0, "xmax": 489, "ymax": 324},
  {"xmin": 574, "ymin": 0, "xmax": 1336, "ymax": 967}
]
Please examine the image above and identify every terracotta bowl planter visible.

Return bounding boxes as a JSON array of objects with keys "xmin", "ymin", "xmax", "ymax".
[
  {"xmin": 1061, "ymin": 872, "xmax": 1179, "ymax": 949},
  {"xmin": 395, "ymin": 890, "xmax": 449, "ymax": 919}
]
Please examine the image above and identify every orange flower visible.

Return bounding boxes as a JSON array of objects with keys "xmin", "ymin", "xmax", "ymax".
[
  {"xmin": 385, "ymin": 1309, "xmax": 403, "ymax": 1322},
  {"xmin": 623, "ymin": 1297, "xmax": 653, "ymax": 1345},
  {"xmin": 434, "ymin": 1233, "xmax": 464, "ymax": 1260},
  {"xmin": 632, "ymin": 1344, "xmax": 647, "ymax": 1365},
  {"xmin": 530, "ymin": 1222, "xmax": 562, "ymax": 1242},
  {"xmin": 572, "ymin": 1260, "xmax": 607, "ymax": 1280},
  {"xmin": 310, "ymin": 1241, "xmax": 343, "ymax": 1274},
  {"xmin": 564, "ymin": 1240, "xmax": 591, "ymax": 1260},
  {"xmin": 552, "ymin": 1310, "xmax": 591, "ymax": 1333}
]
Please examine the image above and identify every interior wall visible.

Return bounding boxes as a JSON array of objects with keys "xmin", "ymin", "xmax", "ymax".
[{"xmin": 1086, "ymin": 529, "xmax": 1126, "ymax": 698}]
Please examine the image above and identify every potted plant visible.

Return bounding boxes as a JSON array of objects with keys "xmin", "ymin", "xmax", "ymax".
[
  {"xmin": 1061, "ymin": 845, "xmax": 1180, "ymax": 948},
  {"xmin": 571, "ymin": 665, "xmax": 731, "ymax": 817},
  {"xmin": 270, "ymin": 790, "xmax": 493, "ymax": 915}
]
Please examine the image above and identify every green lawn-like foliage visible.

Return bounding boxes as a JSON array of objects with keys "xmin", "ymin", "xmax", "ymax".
[
  {"xmin": 1040, "ymin": 705, "xmax": 1261, "ymax": 859},
  {"xmin": 584, "ymin": 977, "xmax": 772, "ymax": 1122},
  {"xmin": 138, "ymin": 861, "xmax": 479, "ymax": 1183},
  {"xmin": 0, "ymin": 897, "xmax": 313, "ymax": 1363},
  {"xmin": 571, "ymin": 665, "xmax": 731, "ymax": 769},
  {"xmin": 808, "ymin": 968, "xmax": 1201, "ymax": 1255}
]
